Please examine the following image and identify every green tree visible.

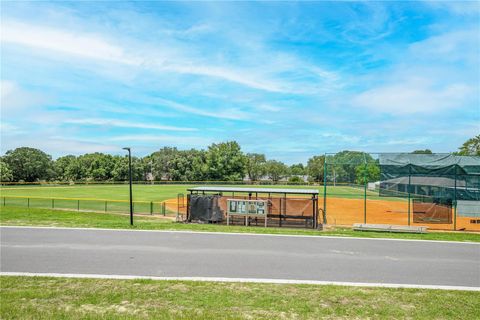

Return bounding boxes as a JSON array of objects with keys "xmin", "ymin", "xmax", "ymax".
[
  {"xmin": 54, "ymin": 155, "xmax": 78, "ymax": 181},
  {"xmin": 331, "ymin": 151, "xmax": 375, "ymax": 183},
  {"xmin": 2, "ymin": 147, "xmax": 54, "ymax": 182},
  {"xmin": 111, "ymin": 156, "xmax": 145, "ymax": 181},
  {"xmin": 206, "ymin": 141, "xmax": 246, "ymax": 181},
  {"xmin": 290, "ymin": 163, "xmax": 305, "ymax": 176},
  {"xmin": 150, "ymin": 147, "xmax": 179, "ymax": 180},
  {"xmin": 265, "ymin": 160, "xmax": 288, "ymax": 182},
  {"xmin": 306, "ymin": 155, "xmax": 325, "ymax": 182},
  {"xmin": 77, "ymin": 153, "xmax": 115, "ymax": 181},
  {"xmin": 0, "ymin": 160, "xmax": 13, "ymax": 182},
  {"xmin": 355, "ymin": 162, "xmax": 381, "ymax": 184},
  {"xmin": 65, "ymin": 157, "xmax": 86, "ymax": 181},
  {"xmin": 168, "ymin": 149, "xmax": 207, "ymax": 181},
  {"xmin": 412, "ymin": 149, "xmax": 433, "ymax": 154},
  {"xmin": 245, "ymin": 153, "xmax": 266, "ymax": 181},
  {"xmin": 458, "ymin": 135, "xmax": 480, "ymax": 156},
  {"xmin": 288, "ymin": 175, "xmax": 304, "ymax": 184}
]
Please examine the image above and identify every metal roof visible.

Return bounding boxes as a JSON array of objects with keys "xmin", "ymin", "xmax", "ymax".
[{"xmin": 187, "ymin": 186, "xmax": 319, "ymax": 195}]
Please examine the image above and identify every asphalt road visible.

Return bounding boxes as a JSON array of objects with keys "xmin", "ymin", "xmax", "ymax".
[{"xmin": 1, "ymin": 227, "xmax": 479, "ymax": 287}]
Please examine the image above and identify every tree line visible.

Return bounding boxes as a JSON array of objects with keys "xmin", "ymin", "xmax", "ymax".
[{"xmin": 1, "ymin": 135, "xmax": 478, "ymax": 183}]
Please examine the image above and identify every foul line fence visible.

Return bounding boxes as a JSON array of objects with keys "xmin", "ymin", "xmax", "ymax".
[{"xmin": 1, "ymin": 195, "xmax": 177, "ymax": 216}]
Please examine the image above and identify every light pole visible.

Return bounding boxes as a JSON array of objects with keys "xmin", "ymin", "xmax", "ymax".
[{"xmin": 123, "ymin": 147, "xmax": 133, "ymax": 226}]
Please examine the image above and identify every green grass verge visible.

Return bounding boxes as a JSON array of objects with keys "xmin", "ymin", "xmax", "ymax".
[
  {"xmin": 1, "ymin": 276, "xmax": 479, "ymax": 319},
  {"xmin": 1, "ymin": 206, "xmax": 479, "ymax": 242}
]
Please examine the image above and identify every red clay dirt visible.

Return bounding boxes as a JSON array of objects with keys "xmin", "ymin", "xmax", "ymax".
[{"xmin": 165, "ymin": 197, "xmax": 479, "ymax": 232}]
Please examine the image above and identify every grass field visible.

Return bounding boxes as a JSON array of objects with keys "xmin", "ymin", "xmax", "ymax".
[
  {"xmin": 1, "ymin": 276, "xmax": 479, "ymax": 319},
  {"xmin": 0, "ymin": 183, "xmax": 383, "ymax": 201},
  {"xmin": 2, "ymin": 206, "xmax": 480, "ymax": 241}
]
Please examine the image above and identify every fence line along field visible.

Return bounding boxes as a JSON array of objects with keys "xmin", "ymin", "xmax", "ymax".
[
  {"xmin": 0, "ymin": 184, "xmax": 367, "ymax": 218},
  {"xmin": 1, "ymin": 183, "xmax": 478, "ymax": 231}
]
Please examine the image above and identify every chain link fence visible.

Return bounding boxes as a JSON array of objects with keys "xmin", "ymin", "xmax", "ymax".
[
  {"xmin": 321, "ymin": 152, "xmax": 480, "ymax": 231},
  {"xmin": 0, "ymin": 195, "xmax": 178, "ymax": 216}
]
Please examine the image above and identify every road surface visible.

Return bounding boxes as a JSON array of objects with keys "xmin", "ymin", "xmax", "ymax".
[{"xmin": 1, "ymin": 226, "xmax": 479, "ymax": 288}]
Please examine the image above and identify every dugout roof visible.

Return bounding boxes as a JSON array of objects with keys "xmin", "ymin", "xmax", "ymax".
[{"xmin": 188, "ymin": 186, "xmax": 319, "ymax": 195}]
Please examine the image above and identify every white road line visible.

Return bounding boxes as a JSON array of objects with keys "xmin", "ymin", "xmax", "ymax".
[
  {"xmin": 1, "ymin": 272, "xmax": 478, "ymax": 291},
  {"xmin": 1, "ymin": 225, "xmax": 478, "ymax": 244}
]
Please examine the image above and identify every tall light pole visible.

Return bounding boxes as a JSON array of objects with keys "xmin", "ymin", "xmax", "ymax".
[{"xmin": 123, "ymin": 147, "xmax": 133, "ymax": 226}]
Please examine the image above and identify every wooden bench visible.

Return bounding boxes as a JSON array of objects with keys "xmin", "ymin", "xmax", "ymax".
[{"xmin": 353, "ymin": 223, "xmax": 428, "ymax": 234}]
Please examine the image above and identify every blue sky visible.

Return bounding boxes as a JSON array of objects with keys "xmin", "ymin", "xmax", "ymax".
[{"xmin": 1, "ymin": 1, "xmax": 479, "ymax": 164}]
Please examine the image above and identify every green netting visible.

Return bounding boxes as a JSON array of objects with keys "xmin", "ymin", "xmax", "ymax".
[
  {"xmin": 321, "ymin": 152, "xmax": 480, "ymax": 231},
  {"xmin": 379, "ymin": 153, "xmax": 480, "ymax": 201}
]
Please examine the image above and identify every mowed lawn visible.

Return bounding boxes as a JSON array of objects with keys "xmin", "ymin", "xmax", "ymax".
[
  {"xmin": 1, "ymin": 276, "xmax": 479, "ymax": 319},
  {"xmin": 0, "ymin": 184, "xmax": 195, "ymax": 202},
  {"xmin": 2, "ymin": 207, "xmax": 480, "ymax": 242},
  {"xmin": 0, "ymin": 183, "xmax": 383, "ymax": 202}
]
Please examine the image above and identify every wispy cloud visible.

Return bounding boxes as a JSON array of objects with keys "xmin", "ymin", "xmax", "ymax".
[
  {"xmin": 0, "ymin": 21, "xmax": 139, "ymax": 65},
  {"xmin": 65, "ymin": 118, "xmax": 196, "ymax": 131},
  {"xmin": 0, "ymin": 19, "xmax": 338, "ymax": 94},
  {"xmin": 107, "ymin": 134, "xmax": 214, "ymax": 147},
  {"xmin": 0, "ymin": 80, "xmax": 49, "ymax": 115},
  {"xmin": 353, "ymin": 79, "xmax": 474, "ymax": 114},
  {"xmin": 152, "ymin": 98, "xmax": 250, "ymax": 121},
  {"xmin": 352, "ymin": 27, "xmax": 479, "ymax": 115}
]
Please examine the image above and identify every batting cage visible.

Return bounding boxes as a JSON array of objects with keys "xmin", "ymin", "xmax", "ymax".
[
  {"xmin": 186, "ymin": 186, "xmax": 320, "ymax": 229},
  {"xmin": 323, "ymin": 152, "xmax": 480, "ymax": 231}
]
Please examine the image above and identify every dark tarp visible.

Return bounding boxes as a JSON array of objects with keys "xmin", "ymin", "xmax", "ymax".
[{"xmin": 188, "ymin": 194, "xmax": 224, "ymax": 222}]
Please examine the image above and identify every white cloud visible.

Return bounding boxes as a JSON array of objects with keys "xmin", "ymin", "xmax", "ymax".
[
  {"xmin": 0, "ymin": 19, "xmax": 339, "ymax": 94},
  {"xmin": 352, "ymin": 26, "xmax": 479, "ymax": 115},
  {"xmin": 254, "ymin": 104, "xmax": 282, "ymax": 112},
  {"xmin": 0, "ymin": 135, "xmax": 120, "ymax": 155},
  {"xmin": 0, "ymin": 80, "xmax": 49, "ymax": 115},
  {"xmin": 409, "ymin": 29, "xmax": 480, "ymax": 65},
  {"xmin": 424, "ymin": 1, "xmax": 480, "ymax": 16},
  {"xmin": 353, "ymin": 78, "xmax": 475, "ymax": 114},
  {"xmin": 65, "ymin": 118, "xmax": 196, "ymax": 131},
  {"xmin": 0, "ymin": 21, "xmax": 140, "ymax": 65},
  {"xmin": 107, "ymin": 134, "xmax": 213, "ymax": 147},
  {"xmin": 154, "ymin": 98, "xmax": 250, "ymax": 121},
  {"xmin": 0, "ymin": 122, "xmax": 26, "ymax": 136}
]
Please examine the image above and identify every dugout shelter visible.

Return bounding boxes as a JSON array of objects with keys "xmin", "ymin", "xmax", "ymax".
[{"xmin": 186, "ymin": 186, "xmax": 321, "ymax": 229}]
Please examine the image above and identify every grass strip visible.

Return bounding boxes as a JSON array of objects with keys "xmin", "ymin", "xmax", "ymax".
[
  {"xmin": 1, "ymin": 206, "xmax": 479, "ymax": 242},
  {"xmin": 1, "ymin": 276, "xmax": 479, "ymax": 320}
]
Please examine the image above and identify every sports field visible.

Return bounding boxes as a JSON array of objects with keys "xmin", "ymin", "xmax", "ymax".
[
  {"xmin": 1, "ymin": 184, "xmax": 478, "ymax": 231},
  {"xmin": 0, "ymin": 184, "xmax": 371, "ymax": 201}
]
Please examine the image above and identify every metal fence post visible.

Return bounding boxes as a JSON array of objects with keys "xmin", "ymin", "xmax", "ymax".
[
  {"xmin": 363, "ymin": 157, "xmax": 367, "ymax": 224},
  {"xmin": 454, "ymin": 165, "xmax": 457, "ymax": 231},
  {"xmin": 3, "ymin": 197, "xmax": 5, "ymax": 206},
  {"xmin": 52, "ymin": 199, "xmax": 54, "ymax": 209},
  {"xmin": 323, "ymin": 154, "xmax": 327, "ymax": 224},
  {"xmin": 77, "ymin": 200, "xmax": 80, "ymax": 211},
  {"xmin": 408, "ymin": 166, "xmax": 411, "ymax": 226},
  {"xmin": 150, "ymin": 201, "xmax": 153, "ymax": 215},
  {"xmin": 28, "ymin": 197, "xmax": 30, "ymax": 209},
  {"xmin": 105, "ymin": 201, "xmax": 107, "ymax": 213}
]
